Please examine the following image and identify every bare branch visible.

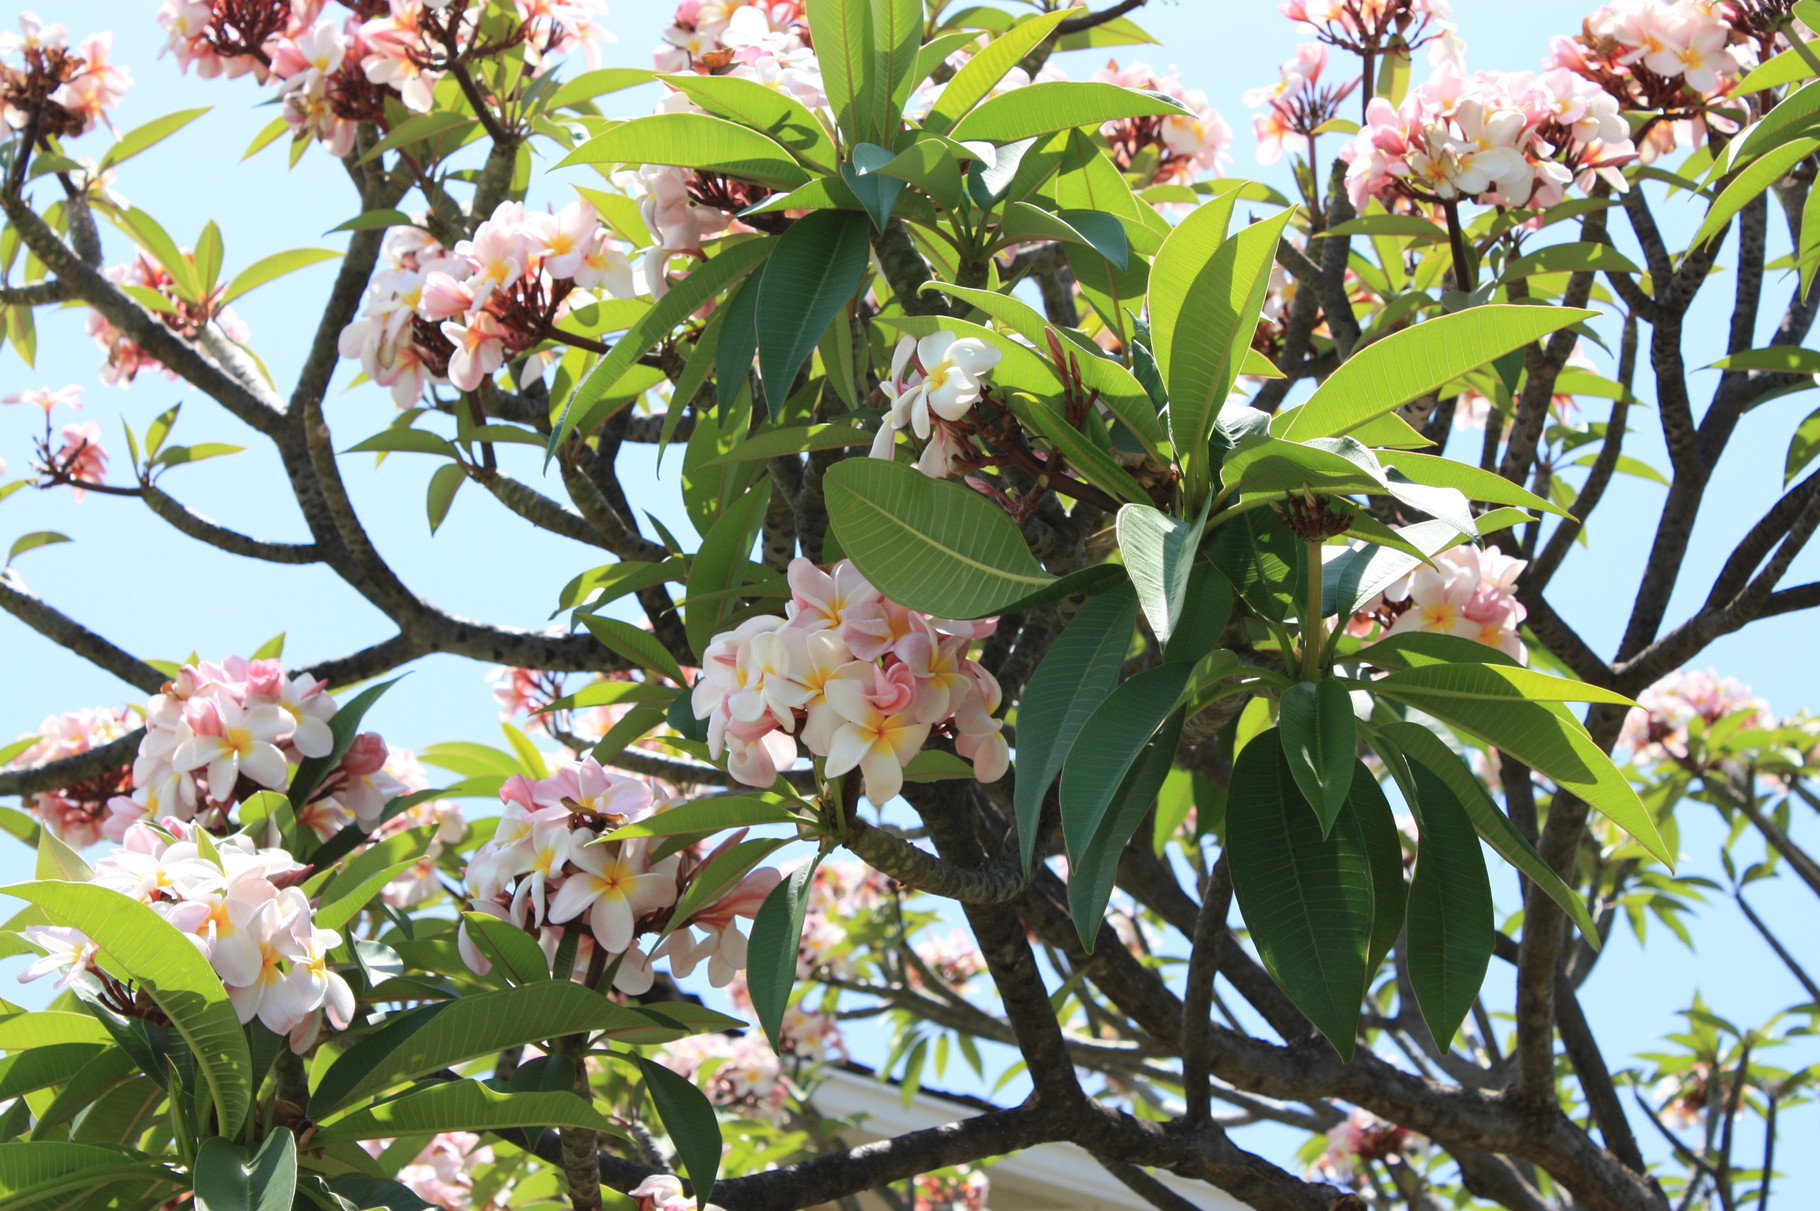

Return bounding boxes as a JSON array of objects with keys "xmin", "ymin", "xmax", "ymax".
[
  {"xmin": 0, "ymin": 573, "xmax": 168, "ymax": 694},
  {"xmin": 139, "ymin": 483, "xmax": 320, "ymax": 564}
]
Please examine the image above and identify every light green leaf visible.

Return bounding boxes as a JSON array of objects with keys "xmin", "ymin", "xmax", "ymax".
[
  {"xmin": 6, "ymin": 531, "xmax": 70, "ymax": 565},
  {"xmin": 1502, "ymin": 242, "xmax": 1640, "ymax": 278},
  {"xmin": 1710, "ymin": 344, "xmax": 1820, "ymax": 374},
  {"xmin": 606, "ymin": 796, "xmax": 796, "ymax": 840},
  {"xmin": 1373, "ymin": 662, "xmax": 1636, "ymax": 707},
  {"xmin": 682, "ymin": 483, "xmax": 771, "ymax": 661},
  {"xmin": 1785, "ymin": 401, "xmax": 1820, "ymax": 485},
  {"xmin": 101, "ymin": 107, "xmax": 211, "ymax": 170},
  {"xmin": 1278, "ymin": 305, "xmax": 1594, "ymax": 442},
  {"xmin": 824, "ymin": 457, "xmax": 1055, "ymax": 617},
  {"xmin": 459, "ymin": 912, "xmax": 551, "ymax": 986},
  {"xmin": 660, "ymin": 72, "xmax": 837, "ymax": 172},
  {"xmin": 546, "ymin": 67, "xmax": 654, "ymax": 111},
  {"xmin": 808, "ymin": 0, "xmax": 873, "ymax": 146},
  {"xmin": 1376, "ymin": 450, "xmax": 1570, "ymax": 517},
  {"xmin": 559, "ymin": 112, "xmax": 810, "ymax": 189},
  {"xmin": 924, "ymin": 10, "xmax": 1070, "ymax": 133},
  {"xmin": 703, "ymin": 423, "xmax": 874, "ymax": 467},
  {"xmin": 870, "ymin": 0, "xmax": 923, "ymax": 135},
  {"xmin": 1225, "ymin": 730, "xmax": 1372, "ymax": 1060},
  {"xmin": 1279, "ymin": 680, "xmax": 1357, "ymax": 835},
  {"xmin": 582, "ymin": 614, "xmax": 688, "ymax": 687},
  {"xmin": 1059, "ymin": 662, "xmax": 1192, "ymax": 863},
  {"xmin": 2, "ymin": 881, "xmax": 253, "ymax": 1134},
  {"xmin": 1013, "ymin": 583, "xmax": 1138, "ymax": 874},
  {"xmin": 356, "ymin": 111, "xmax": 476, "ymax": 165},
  {"xmin": 1116, "ymin": 502, "xmax": 1204, "ymax": 644},
  {"xmin": 949, "ymin": 81, "xmax": 1190, "ymax": 144},
  {"xmin": 222, "ymin": 248, "xmax": 342, "ymax": 305},
  {"xmin": 313, "ymin": 827, "xmax": 434, "ymax": 932},
  {"xmin": 1693, "ymin": 138, "xmax": 1819, "ymax": 250}
]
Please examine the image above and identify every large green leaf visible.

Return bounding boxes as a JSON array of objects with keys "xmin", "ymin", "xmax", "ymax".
[
  {"xmin": 1276, "ymin": 306, "xmax": 1594, "ymax": 442},
  {"xmin": 1343, "ymin": 764, "xmax": 1406, "ymax": 977},
  {"xmin": 1058, "ymin": 662, "xmax": 1193, "ymax": 863},
  {"xmin": 0, "ymin": 1011, "xmax": 108, "ymax": 1049},
  {"xmin": 635, "ymin": 1054, "xmax": 722, "ymax": 1208},
  {"xmin": 1278, "ymin": 680, "xmax": 1357, "ymax": 835},
  {"xmin": 312, "ymin": 827, "xmax": 433, "ymax": 932},
  {"xmin": 1372, "ymin": 720, "xmax": 1598, "ymax": 945},
  {"xmin": 193, "ymin": 1130, "xmax": 295, "ymax": 1211},
  {"xmin": 1116, "ymin": 503, "xmax": 1204, "ymax": 645},
  {"xmin": 824, "ymin": 458, "xmax": 1055, "ymax": 617},
  {"xmin": 923, "ymin": 10, "xmax": 1070, "ymax": 133},
  {"xmin": 0, "ymin": 1044, "xmax": 107, "ymax": 1101},
  {"xmin": 549, "ymin": 237, "xmax": 774, "ymax": 457},
  {"xmin": 1372, "ymin": 662, "xmax": 1635, "ymax": 707},
  {"xmin": 1694, "ymin": 137, "xmax": 1819, "ymax": 249},
  {"xmin": 558, "ymin": 113, "xmax": 810, "ymax": 188},
  {"xmin": 660, "ymin": 73, "xmax": 837, "ymax": 172},
  {"xmin": 1403, "ymin": 761, "xmax": 1494, "ymax": 1049},
  {"xmin": 949, "ymin": 81, "xmax": 1190, "ymax": 144},
  {"xmin": 310, "ymin": 982, "xmax": 694, "ymax": 1117},
  {"xmin": 3, "ymin": 881, "xmax": 253, "ymax": 1135},
  {"xmin": 1147, "ymin": 186, "xmax": 1240, "ymax": 402},
  {"xmin": 869, "ymin": 0, "xmax": 923, "ymax": 137},
  {"xmin": 221, "ymin": 248, "xmax": 342, "ymax": 305},
  {"xmin": 1368, "ymin": 684, "xmax": 1670, "ymax": 866},
  {"xmin": 287, "ymin": 677, "xmax": 401, "ymax": 813},
  {"xmin": 1226, "ymin": 730, "xmax": 1373, "ymax": 1060},
  {"xmin": 1013, "ymin": 583, "xmax": 1139, "ymax": 874},
  {"xmin": 1161, "ymin": 207, "xmax": 1294, "ymax": 505},
  {"xmin": 746, "ymin": 859, "xmax": 818, "ymax": 1052},
  {"xmin": 808, "ymin": 0, "xmax": 872, "ymax": 146},
  {"xmin": 756, "ymin": 210, "xmax": 872, "ymax": 402},
  {"xmin": 1376, "ymin": 450, "xmax": 1568, "ymax": 517},
  {"xmin": 313, "ymin": 1080, "xmax": 620, "ymax": 1144},
  {"xmin": 1068, "ymin": 709, "xmax": 1183, "ymax": 950},
  {"xmin": 0, "ymin": 1141, "xmax": 165, "ymax": 1204}
]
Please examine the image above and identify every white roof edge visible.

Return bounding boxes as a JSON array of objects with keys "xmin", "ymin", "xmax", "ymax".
[{"xmin": 808, "ymin": 1067, "xmax": 1247, "ymax": 1210}]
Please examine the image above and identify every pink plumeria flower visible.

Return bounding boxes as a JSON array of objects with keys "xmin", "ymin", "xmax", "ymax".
[
  {"xmin": 1, "ymin": 384, "xmax": 81, "ymax": 413},
  {"xmin": 170, "ymin": 694, "xmax": 293, "ymax": 801},
  {"xmin": 545, "ymin": 835, "xmax": 678, "ymax": 952}
]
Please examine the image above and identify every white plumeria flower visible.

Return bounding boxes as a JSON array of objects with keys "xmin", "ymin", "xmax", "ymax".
[
  {"xmin": 893, "ymin": 331, "xmax": 1001, "ymax": 438},
  {"xmin": 169, "ymin": 695, "xmax": 292, "ymax": 801},
  {"xmin": 545, "ymin": 837, "xmax": 677, "ymax": 952}
]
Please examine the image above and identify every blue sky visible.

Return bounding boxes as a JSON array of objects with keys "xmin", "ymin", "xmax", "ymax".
[{"xmin": 1, "ymin": 0, "xmax": 1816, "ymax": 1193}]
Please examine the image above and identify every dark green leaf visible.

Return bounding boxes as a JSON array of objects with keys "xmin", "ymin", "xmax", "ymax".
[
  {"xmin": 756, "ymin": 210, "xmax": 872, "ymax": 401},
  {"xmin": 635, "ymin": 1054, "xmax": 721, "ymax": 1207},
  {"xmin": 1279, "ymin": 680, "xmax": 1358, "ymax": 835},
  {"xmin": 1403, "ymin": 761, "xmax": 1494, "ymax": 1049},
  {"xmin": 193, "ymin": 1129, "xmax": 296, "ymax": 1211},
  {"xmin": 1344, "ymin": 764, "xmax": 1406, "ymax": 978},
  {"xmin": 1069, "ymin": 710, "xmax": 1183, "ymax": 950},
  {"xmin": 747, "ymin": 859, "xmax": 817, "ymax": 1052},
  {"xmin": 1059, "ymin": 662, "xmax": 1193, "ymax": 863}
]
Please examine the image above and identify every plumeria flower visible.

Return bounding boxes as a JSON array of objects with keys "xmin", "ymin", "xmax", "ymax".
[
  {"xmin": 546, "ymin": 835, "xmax": 678, "ymax": 952},
  {"xmin": 894, "ymin": 332, "xmax": 1000, "ymax": 438},
  {"xmin": 1, "ymin": 384, "xmax": 81, "ymax": 413},
  {"xmin": 17, "ymin": 925, "xmax": 98, "ymax": 989},
  {"xmin": 170, "ymin": 694, "xmax": 293, "ymax": 801}
]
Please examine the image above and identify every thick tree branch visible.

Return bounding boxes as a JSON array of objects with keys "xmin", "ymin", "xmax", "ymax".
[{"xmin": 0, "ymin": 573, "xmax": 168, "ymax": 694}]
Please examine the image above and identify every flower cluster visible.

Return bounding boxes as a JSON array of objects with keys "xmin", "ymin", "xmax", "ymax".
[
  {"xmin": 1310, "ymin": 1109, "xmax": 1425, "ymax": 1184},
  {"xmin": 1343, "ymin": 63, "xmax": 1636, "ymax": 211},
  {"xmin": 654, "ymin": 0, "xmax": 807, "ymax": 74},
  {"xmin": 0, "ymin": 13, "xmax": 130, "ymax": 142},
  {"xmin": 7, "ymin": 707, "xmax": 134, "ymax": 849},
  {"xmin": 122, "ymin": 656, "xmax": 404, "ymax": 841},
  {"xmin": 361, "ymin": 1132, "xmax": 499, "ymax": 1211},
  {"xmin": 1349, "ymin": 544, "xmax": 1529, "ymax": 663},
  {"xmin": 869, "ymin": 332, "xmax": 1005, "ymax": 479},
  {"xmin": 88, "ymin": 251, "xmax": 253, "ymax": 387},
  {"xmin": 20, "ymin": 817, "xmax": 353, "ymax": 1050},
  {"xmin": 657, "ymin": 1027, "xmax": 795, "ymax": 1122},
  {"xmin": 1246, "ymin": 43, "xmax": 1359, "ymax": 165},
  {"xmin": 460, "ymin": 756, "xmax": 781, "ymax": 994},
  {"xmin": 1620, "ymin": 667, "xmax": 1772, "ymax": 766},
  {"xmin": 1547, "ymin": 0, "xmax": 1760, "ymax": 159},
  {"xmin": 631, "ymin": 1175, "xmax": 729, "ymax": 1211},
  {"xmin": 1092, "ymin": 60, "xmax": 1233, "ymax": 185},
  {"xmin": 159, "ymin": 0, "xmax": 610, "ymax": 155},
  {"xmin": 912, "ymin": 1167, "xmax": 991, "ymax": 1211},
  {"xmin": 338, "ymin": 202, "xmax": 634, "ymax": 403},
  {"xmin": 692, "ymin": 558, "xmax": 1008, "ymax": 804}
]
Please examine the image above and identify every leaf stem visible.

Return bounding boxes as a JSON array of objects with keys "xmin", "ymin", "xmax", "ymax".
[
  {"xmin": 1301, "ymin": 539, "xmax": 1324, "ymax": 682},
  {"xmin": 1442, "ymin": 198, "xmax": 1475, "ymax": 294}
]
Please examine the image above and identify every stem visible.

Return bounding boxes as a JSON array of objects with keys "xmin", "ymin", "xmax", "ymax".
[
  {"xmin": 1302, "ymin": 538, "xmax": 1324, "ymax": 681},
  {"xmin": 558, "ymin": 1033, "xmax": 603, "ymax": 1211},
  {"xmin": 1785, "ymin": 20, "xmax": 1820, "ymax": 77},
  {"xmin": 1442, "ymin": 199, "xmax": 1475, "ymax": 293},
  {"xmin": 1361, "ymin": 50, "xmax": 1376, "ymax": 119}
]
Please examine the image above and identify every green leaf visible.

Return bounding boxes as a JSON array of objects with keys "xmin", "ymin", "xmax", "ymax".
[
  {"xmin": 344, "ymin": 428, "xmax": 457, "ymax": 459},
  {"xmin": 151, "ymin": 442, "xmax": 246, "ymax": 469},
  {"xmin": 1013, "ymin": 583, "xmax": 1138, "ymax": 873},
  {"xmin": 314, "ymin": 1080, "xmax": 621, "ymax": 1145},
  {"xmin": 0, "ymin": 1043, "xmax": 108, "ymax": 1101},
  {"xmin": 6, "ymin": 531, "xmax": 70, "ymax": 565},
  {"xmin": 426, "ymin": 462, "xmax": 464, "ymax": 534},
  {"xmin": 605, "ymin": 796, "xmax": 797, "ymax": 839},
  {"xmin": 0, "ymin": 1011, "xmax": 109, "ymax": 1049},
  {"xmin": 221, "ymin": 248, "xmax": 342, "ymax": 305},
  {"xmin": 635, "ymin": 1054, "xmax": 722, "ymax": 1208},
  {"xmin": 1785, "ymin": 402, "xmax": 1820, "ymax": 485},
  {"xmin": 560, "ymin": 112, "xmax": 811, "ymax": 189},
  {"xmin": 1693, "ymin": 138, "xmax": 1818, "ymax": 250},
  {"xmin": 824, "ymin": 457, "xmax": 1056, "ymax": 617},
  {"xmin": 1277, "ymin": 305, "xmax": 1594, "ymax": 442},
  {"xmin": 1372, "ymin": 662, "xmax": 1636, "ymax": 707},
  {"xmin": 703, "ymin": 423, "xmax": 874, "ymax": 467},
  {"xmin": 682, "ymin": 483, "xmax": 772, "ymax": 661},
  {"xmin": 1376, "ymin": 450, "xmax": 1569, "ymax": 517},
  {"xmin": 661, "ymin": 72, "xmax": 837, "ymax": 172},
  {"xmin": 549, "ymin": 237, "xmax": 773, "ymax": 457},
  {"xmin": 662, "ymin": 837, "xmax": 787, "ymax": 941},
  {"xmin": 0, "ymin": 1142, "xmax": 159, "ymax": 1201},
  {"xmin": 1343, "ymin": 764, "xmax": 1406, "ymax": 977},
  {"xmin": 1402, "ymin": 760, "xmax": 1494, "ymax": 1049},
  {"xmin": 808, "ymin": 0, "xmax": 873, "ymax": 146},
  {"xmin": 1, "ymin": 881, "xmax": 253, "ymax": 1134},
  {"xmin": 193, "ymin": 1130, "xmax": 296, "ymax": 1211},
  {"xmin": 924, "ymin": 10, "xmax": 1070, "ymax": 133},
  {"xmin": 1059, "ymin": 662, "xmax": 1193, "ymax": 863},
  {"xmin": 756, "ymin": 210, "xmax": 872, "ymax": 402},
  {"xmin": 193, "ymin": 221, "xmax": 224, "ymax": 296},
  {"xmin": 1116, "ymin": 502, "xmax": 1204, "ymax": 644},
  {"xmin": 950, "ymin": 81, "xmax": 1190, "ymax": 144},
  {"xmin": 1146, "ymin": 184, "xmax": 1240, "ymax": 412},
  {"xmin": 1710, "ymin": 344, "xmax": 1820, "ymax": 374},
  {"xmin": 313, "ymin": 828, "xmax": 434, "ymax": 932},
  {"xmin": 747, "ymin": 859, "xmax": 817, "ymax": 1052},
  {"xmin": 1730, "ymin": 78, "xmax": 1820, "ymax": 168},
  {"xmin": 1369, "ymin": 680, "xmax": 1670, "ymax": 867},
  {"xmin": 458, "ymin": 912, "xmax": 550, "ymax": 986},
  {"xmin": 582, "ymin": 614, "xmax": 688, "ymax": 686},
  {"xmin": 326, "ymin": 208, "xmax": 415, "ymax": 234},
  {"xmin": 1162, "ymin": 207, "xmax": 1294, "ymax": 505},
  {"xmin": 840, "ymin": 142, "xmax": 908, "ymax": 229},
  {"xmin": 1279, "ymin": 680, "xmax": 1357, "ymax": 835},
  {"xmin": 1226, "ymin": 730, "xmax": 1372, "ymax": 1059},
  {"xmin": 311, "ymin": 982, "xmax": 690, "ymax": 1117},
  {"xmin": 1221, "ymin": 434, "xmax": 1387, "ymax": 499},
  {"xmin": 1068, "ymin": 708, "xmax": 1183, "ymax": 950},
  {"xmin": 1371, "ymin": 720, "xmax": 1598, "ymax": 945},
  {"xmin": 546, "ymin": 67, "xmax": 654, "ymax": 111},
  {"xmin": 869, "ymin": 0, "xmax": 923, "ymax": 136},
  {"xmin": 1006, "ymin": 393, "xmax": 1151, "ymax": 504},
  {"xmin": 1502, "ymin": 242, "xmax": 1640, "ymax": 277},
  {"xmin": 100, "ymin": 107, "xmax": 211, "ymax": 170}
]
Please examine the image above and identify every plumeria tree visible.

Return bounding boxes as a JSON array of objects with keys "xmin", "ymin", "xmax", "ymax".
[{"xmin": 2, "ymin": 0, "xmax": 1820, "ymax": 1209}]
